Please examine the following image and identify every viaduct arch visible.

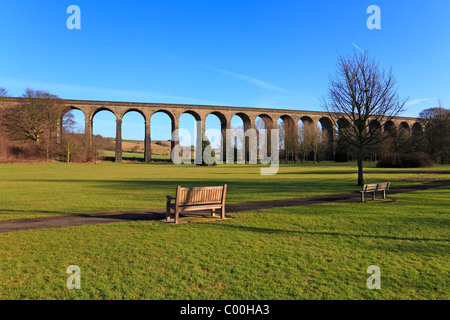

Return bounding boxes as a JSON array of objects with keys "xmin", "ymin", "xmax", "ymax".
[{"xmin": 0, "ymin": 98, "xmax": 422, "ymax": 163}]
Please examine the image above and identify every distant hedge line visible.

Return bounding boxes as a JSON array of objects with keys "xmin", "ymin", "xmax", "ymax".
[{"xmin": 377, "ymin": 152, "xmax": 433, "ymax": 168}]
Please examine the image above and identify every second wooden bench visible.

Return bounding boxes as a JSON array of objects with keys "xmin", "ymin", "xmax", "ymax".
[{"xmin": 360, "ymin": 182, "xmax": 390, "ymax": 202}]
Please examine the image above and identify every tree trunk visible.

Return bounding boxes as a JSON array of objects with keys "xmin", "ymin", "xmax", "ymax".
[
  {"xmin": 46, "ymin": 127, "xmax": 51, "ymax": 163},
  {"xmin": 46, "ymin": 138, "xmax": 50, "ymax": 163},
  {"xmin": 357, "ymin": 148, "xmax": 364, "ymax": 186}
]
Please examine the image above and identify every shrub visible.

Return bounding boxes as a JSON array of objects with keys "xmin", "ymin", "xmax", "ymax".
[
  {"xmin": 131, "ymin": 145, "xmax": 140, "ymax": 153},
  {"xmin": 377, "ymin": 152, "xmax": 433, "ymax": 168},
  {"xmin": 0, "ymin": 138, "xmax": 46, "ymax": 163},
  {"xmin": 197, "ymin": 139, "xmax": 217, "ymax": 166},
  {"xmin": 60, "ymin": 133, "xmax": 97, "ymax": 163},
  {"xmin": 334, "ymin": 151, "xmax": 349, "ymax": 162}
]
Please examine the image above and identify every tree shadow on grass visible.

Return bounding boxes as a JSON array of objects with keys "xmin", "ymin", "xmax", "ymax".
[
  {"xmin": 279, "ymin": 169, "xmax": 450, "ymax": 176},
  {"xmin": 7, "ymin": 178, "xmax": 449, "ymax": 203},
  {"xmin": 215, "ymin": 224, "xmax": 450, "ymax": 243},
  {"xmin": 6, "ymin": 178, "xmax": 360, "ymax": 200}
]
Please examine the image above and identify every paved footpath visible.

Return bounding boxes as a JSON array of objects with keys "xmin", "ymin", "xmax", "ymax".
[{"xmin": 1, "ymin": 179, "xmax": 449, "ymax": 233}]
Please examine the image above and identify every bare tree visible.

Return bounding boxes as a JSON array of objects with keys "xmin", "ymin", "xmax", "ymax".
[
  {"xmin": 298, "ymin": 122, "xmax": 313, "ymax": 162},
  {"xmin": 62, "ymin": 111, "xmax": 78, "ymax": 134},
  {"xmin": 255, "ymin": 117, "xmax": 266, "ymax": 155},
  {"xmin": 299, "ymin": 122, "xmax": 323, "ymax": 163},
  {"xmin": 0, "ymin": 88, "xmax": 8, "ymax": 97},
  {"xmin": 284, "ymin": 120, "xmax": 297, "ymax": 162},
  {"xmin": 278, "ymin": 121, "xmax": 285, "ymax": 151},
  {"xmin": 61, "ymin": 134, "xmax": 79, "ymax": 163},
  {"xmin": 310, "ymin": 125, "xmax": 321, "ymax": 164},
  {"xmin": 322, "ymin": 52, "xmax": 407, "ymax": 185},
  {"xmin": 1, "ymin": 88, "xmax": 66, "ymax": 161},
  {"xmin": 419, "ymin": 101, "xmax": 450, "ymax": 164},
  {"xmin": 278, "ymin": 121, "xmax": 296, "ymax": 162}
]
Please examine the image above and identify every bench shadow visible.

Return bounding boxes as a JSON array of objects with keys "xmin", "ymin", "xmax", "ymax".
[{"xmin": 81, "ymin": 211, "xmax": 165, "ymax": 221}]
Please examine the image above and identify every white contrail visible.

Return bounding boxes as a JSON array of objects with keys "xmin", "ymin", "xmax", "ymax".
[{"xmin": 352, "ymin": 43, "xmax": 365, "ymax": 52}]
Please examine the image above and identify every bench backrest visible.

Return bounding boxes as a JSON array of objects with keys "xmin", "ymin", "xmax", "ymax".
[
  {"xmin": 176, "ymin": 185, "xmax": 227, "ymax": 206},
  {"xmin": 363, "ymin": 184, "xmax": 378, "ymax": 192},
  {"xmin": 377, "ymin": 182, "xmax": 390, "ymax": 190},
  {"xmin": 362, "ymin": 182, "xmax": 390, "ymax": 192}
]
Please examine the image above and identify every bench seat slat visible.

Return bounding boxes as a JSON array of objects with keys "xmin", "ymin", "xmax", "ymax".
[
  {"xmin": 175, "ymin": 204, "xmax": 223, "ymax": 213},
  {"xmin": 169, "ymin": 202, "xmax": 222, "ymax": 208}
]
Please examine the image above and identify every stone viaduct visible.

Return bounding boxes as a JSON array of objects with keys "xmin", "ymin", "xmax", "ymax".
[{"xmin": 1, "ymin": 98, "xmax": 422, "ymax": 162}]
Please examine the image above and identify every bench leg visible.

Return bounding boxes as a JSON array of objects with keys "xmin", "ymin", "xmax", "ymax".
[
  {"xmin": 382, "ymin": 190, "xmax": 386, "ymax": 199},
  {"xmin": 361, "ymin": 193, "xmax": 364, "ymax": 202},
  {"xmin": 221, "ymin": 206, "xmax": 225, "ymax": 219},
  {"xmin": 211, "ymin": 209, "xmax": 216, "ymax": 217},
  {"xmin": 174, "ymin": 209, "xmax": 179, "ymax": 224},
  {"xmin": 372, "ymin": 192, "xmax": 376, "ymax": 200},
  {"xmin": 166, "ymin": 204, "xmax": 171, "ymax": 222}
]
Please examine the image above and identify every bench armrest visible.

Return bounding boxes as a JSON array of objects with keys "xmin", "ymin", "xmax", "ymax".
[{"xmin": 166, "ymin": 195, "xmax": 176, "ymax": 207}]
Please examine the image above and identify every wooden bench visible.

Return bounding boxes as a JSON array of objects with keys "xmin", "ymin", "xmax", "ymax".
[
  {"xmin": 166, "ymin": 185, "xmax": 227, "ymax": 224},
  {"xmin": 360, "ymin": 182, "xmax": 390, "ymax": 202}
]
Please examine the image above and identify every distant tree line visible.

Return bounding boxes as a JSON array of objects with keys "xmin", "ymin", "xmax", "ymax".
[
  {"xmin": 417, "ymin": 102, "xmax": 450, "ymax": 165},
  {"xmin": 0, "ymin": 88, "xmax": 113, "ymax": 163},
  {"xmin": 273, "ymin": 103, "xmax": 449, "ymax": 168}
]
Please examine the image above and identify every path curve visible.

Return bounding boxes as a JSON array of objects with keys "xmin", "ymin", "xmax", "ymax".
[{"xmin": 1, "ymin": 179, "xmax": 449, "ymax": 233}]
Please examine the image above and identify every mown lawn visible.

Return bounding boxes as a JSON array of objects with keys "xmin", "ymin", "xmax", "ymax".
[
  {"xmin": 0, "ymin": 185, "xmax": 448, "ymax": 300},
  {"xmin": 0, "ymin": 161, "xmax": 449, "ymax": 222},
  {"xmin": 99, "ymin": 150, "xmax": 170, "ymax": 160}
]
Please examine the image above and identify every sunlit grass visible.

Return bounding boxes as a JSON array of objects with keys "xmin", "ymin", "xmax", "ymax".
[
  {"xmin": 0, "ymin": 162, "xmax": 449, "ymax": 221},
  {"xmin": 99, "ymin": 150, "xmax": 169, "ymax": 159},
  {"xmin": 0, "ymin": 186, "xmax": 448, "ymax": 300}
]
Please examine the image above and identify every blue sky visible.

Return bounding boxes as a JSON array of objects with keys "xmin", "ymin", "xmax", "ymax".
[{"xmin": 1, "ymin": 0, "xmax": 449, "ymax": 141}]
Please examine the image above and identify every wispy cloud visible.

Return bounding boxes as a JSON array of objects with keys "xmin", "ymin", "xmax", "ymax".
[
  {"xmin": 152, "ymin": 51, "xmax": 290, "ymax": 94},
  {"xmin": 0, "ymin": 77, "xmax": 221, "ymax": 105},
  {"xmin": 406, "ymin": 98, "xmax": 436, "ymax": 106},
  {"xmin": 201, "ymin": 65, "xmax": 290, "ymax": 93}
]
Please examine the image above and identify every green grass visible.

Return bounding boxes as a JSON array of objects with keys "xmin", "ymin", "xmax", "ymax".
[
  {"xmin": 100, "ymin": 149, "xmax": 144, "ymax": 159},
  {"xmin": 0, "ymin": 161, "xmax": 449, "ymax": 222},
  {"xmin": 0, "ymin": 185, "xmax": 448, "ymax": 299},
  {"xmin": 99, "ymin": 150, "xmax": 170, "ymax": 160}
]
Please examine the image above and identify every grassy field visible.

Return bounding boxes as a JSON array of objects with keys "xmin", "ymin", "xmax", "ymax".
[
  {"xmin": 100, "ymin": 139, "xmax": 173, "ymax": 160},
  {"xmin": 99, "ymin": 150, "xmax": 170, "ymax": 160},
  {"xmin": 0, "ymin": 162, "xmax": 448, "ymax": 299},
  {"xmin": 0, "ymin": 162, "xmax": 449, "ymax": 222},
  {"xmin": 0, "ymin": 185, "xmax": 448, "ymax": 299}
]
